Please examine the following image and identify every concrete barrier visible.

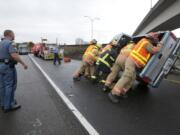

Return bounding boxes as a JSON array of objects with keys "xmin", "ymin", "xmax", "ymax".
[
  {"xmin": 61, "ymin": 44, "xmax": 88, "ymax": 60},
  {"xmin": 61, "ymin": 44, "xmax": 107, "ymax": 60}
]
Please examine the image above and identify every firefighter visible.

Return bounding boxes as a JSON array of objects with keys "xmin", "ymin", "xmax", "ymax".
[
  {"xmin": 108, "ymin": 32, "xmax": 162, "ymax": 103},
  {"xmin": 100, "ymin": 40, "xmax": 114, "ymax": 54},
  {"xmin": 73, "ymin": 39, "xmax": 101, "ymax": 81},
  {"xmin": 91, "ymin": 39, "xmax": 120, "ymax": 83},
  {"xmin": 103, "ymin": 41, "xmax": 135, "ymax": 91}
]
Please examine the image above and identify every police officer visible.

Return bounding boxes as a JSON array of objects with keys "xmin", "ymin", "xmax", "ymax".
[
  {"xmin": 53, "ymin": 46, "xmax": 61, "ymax": 65},
  {"xmin": 0, "ymin": 30, "xmax": 28, "ymax": 113}
]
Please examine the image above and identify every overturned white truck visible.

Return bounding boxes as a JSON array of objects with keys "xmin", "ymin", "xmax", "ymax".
[
  {"xmin": 131, "ymin": 31, "xmax": 180, "ymax": 87},
  {"xmin": 108, "ymin": 31, "xmax": 180, "ymax": 88}
]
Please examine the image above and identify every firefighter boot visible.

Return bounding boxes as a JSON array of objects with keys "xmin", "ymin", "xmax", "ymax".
[
  {"xmin": 102, "ymin": 85, "xmax": 110, "ymax": 92},
  {"xmin": 108, "ymin": 92, "xmax": 120, "ymax": 103},
  {"xmin": 73, "ymin": 76, "xmax": 81, "ymax": 81},
  {"xmin": 91, "ymin": 75, "xmax": 98, "ymax": 84}
]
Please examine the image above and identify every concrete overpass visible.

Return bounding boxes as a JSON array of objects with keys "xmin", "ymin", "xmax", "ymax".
[{"xmin": 133, "ymin": 0, "xmax": 180, "ymax": 35}]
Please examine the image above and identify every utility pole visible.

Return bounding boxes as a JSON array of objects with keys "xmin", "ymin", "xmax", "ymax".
[{"xmin": 84, "ymin": 16, "xmax": 100, "ymax": 40}]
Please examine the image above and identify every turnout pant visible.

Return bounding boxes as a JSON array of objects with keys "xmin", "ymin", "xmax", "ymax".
[
  {"xmin": 76, "ymin": 61, "xmax": 95, "ymax": 77},
  {"xmin": 105, "ymin": 54, "xmax": 127, "ymax": 87},
  {"xmin": 111, "ymin": 57, "xmax": 136, "ymax": 95},
  {"xmin": 93, "ymin": 63, "xmax": 111, "ymax": 82}
]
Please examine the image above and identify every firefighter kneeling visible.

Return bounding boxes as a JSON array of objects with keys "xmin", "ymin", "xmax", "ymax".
[
  {"xmin": 73, "ymin": 39, "xmax": 101, "ymax": 81},
  {"xmin": 107, "ymin": 32, "xmax": 162, "ymax": 103}
]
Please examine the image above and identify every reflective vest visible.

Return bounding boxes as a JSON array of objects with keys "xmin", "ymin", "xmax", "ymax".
[
  {"xmin": 84, "ymin": 45, "xmax": 98, "ymax": 56},
  {"xmin": 97, "ymin": 53, "xmax": 114, "ymax": 68},
  {"xmin": 83, "ymin": 45, "xmax": 99, "ymax": 64},
  {"xmin": 120, "ymin": 42, "xmax": 134, "ymax": 56},
  {"xmin": 96, "ymin": 46, "xmax": 118, "ymax": 68},
  {"xmin": 130, "ymin": 38, "xmax": 151, "ymax": 67}
]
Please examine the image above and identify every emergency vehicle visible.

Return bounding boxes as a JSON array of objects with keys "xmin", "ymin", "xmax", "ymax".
[{"xmin": 31, "ymin": 43, "xmax": 63, "ymax": 60}]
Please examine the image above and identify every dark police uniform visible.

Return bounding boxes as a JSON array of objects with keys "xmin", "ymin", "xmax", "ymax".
[
  {"xmin": 0, "ymin": 38, "xmax": 17, "ymax": 110},
  {"xmin": 53, "ymin": 47, "xmax": 61, "ymax": 65}
]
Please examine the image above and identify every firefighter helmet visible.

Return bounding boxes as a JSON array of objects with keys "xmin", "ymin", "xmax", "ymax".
[{"xmin": 90, "ymin": 39, "xmax": 97, "ymax": 44}]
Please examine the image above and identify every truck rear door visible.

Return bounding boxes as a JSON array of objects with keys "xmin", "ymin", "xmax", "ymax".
[{"xmin": 139, "ymin": 31, "xmax": 180, "ymax": 87}]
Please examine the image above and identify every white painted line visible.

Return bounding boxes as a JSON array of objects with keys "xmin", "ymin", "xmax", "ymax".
[{"xmin": 29, "ymin": 55, "xmax": 100, "ymax": 135}]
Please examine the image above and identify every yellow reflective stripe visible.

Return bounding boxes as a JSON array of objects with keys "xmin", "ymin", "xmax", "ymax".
[
  {"xmin": 110, "ymin": 56, "xmax": 115, "ymax": 61},
  {"xmin": 131, "ymin": 50, "xmax": 149, "ymax": 62},
  {"xmin": 96, "ymin": 58, "xmax": 100, "ymax": 64},
  {"xmin": 137, "ymin": 40, "xmax": 145, "ymax": 52},
  {"xmin": 136, "ymin": 39, "xmax": 149, "ymax": 52},
  {"xmin": 96, "ymin": 62, "xmax": 100, "ymax": 65},
  {"xmin": 99, "ymin": 80, "xmax": 105, "ymax": 83},
  {"xmin": 91, "ymin": 76, "xmax": 96, "ymax": 79},
  {"xmin": 102, "ymin": 53, "xmax": 109, "ymax": 60},
  {"xmin": 147, "ymin": 54, "xmax": 151, "ymax": 60},
  {"xmin": 98, "ymin": 57, "xmax": 111, "ymax": 68},
  {"xmin": 131, "ymin": 53, "xmax": 146, "ymax": 66}
]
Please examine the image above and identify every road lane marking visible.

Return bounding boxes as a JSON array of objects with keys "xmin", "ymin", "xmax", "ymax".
[
  {"xmin": 164, "ymin": 79, "xmax": 180, "ymax": 84},
  {"xmin": 29, "ymin": 55, "xmax": 99, "ymax": 135}
]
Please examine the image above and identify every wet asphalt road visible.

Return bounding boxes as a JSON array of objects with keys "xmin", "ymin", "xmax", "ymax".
[
  {"xmin": 0, "ymin": 55, "xmax": 88, "ymax": 135},
  {"xmin": 31, "ymin": 55, "xmax": 180, "ymax": 135},
  {"xmin": 1, "ymin": 55, "xmax": 180, "ymax": 135}
]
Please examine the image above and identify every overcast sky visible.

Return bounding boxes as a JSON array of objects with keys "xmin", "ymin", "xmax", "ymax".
[{"xmin": 0, "ymin": 0, "xmax": 164, "ymax": 44}]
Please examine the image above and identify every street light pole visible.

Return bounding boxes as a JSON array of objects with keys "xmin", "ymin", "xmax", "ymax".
[
  {"xmin": 84, "ymin": 16, "xmax": 100, "ymax": 40},
  {"xmin": 150, "ymin": 0, "xmax": 153, "ymax": 9}
]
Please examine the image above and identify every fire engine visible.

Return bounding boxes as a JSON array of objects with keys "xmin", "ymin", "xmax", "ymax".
[{"xmin": 31, "ymin": 43, "xmax": 63, "ymax": 60}]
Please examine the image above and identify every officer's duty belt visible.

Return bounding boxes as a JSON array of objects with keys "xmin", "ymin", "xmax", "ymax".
[{"xmin": 0, "ymin": 59, "xmax": 9, "ymax": 63}]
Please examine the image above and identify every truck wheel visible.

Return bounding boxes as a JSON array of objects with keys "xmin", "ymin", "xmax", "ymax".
[
  {"xmin": 138, "ymin": 82, "xmax": 148, "ymax": 88},
  {"xmin": 133, "ymin": 82, "xmax": 149, "ymax": 93}
]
